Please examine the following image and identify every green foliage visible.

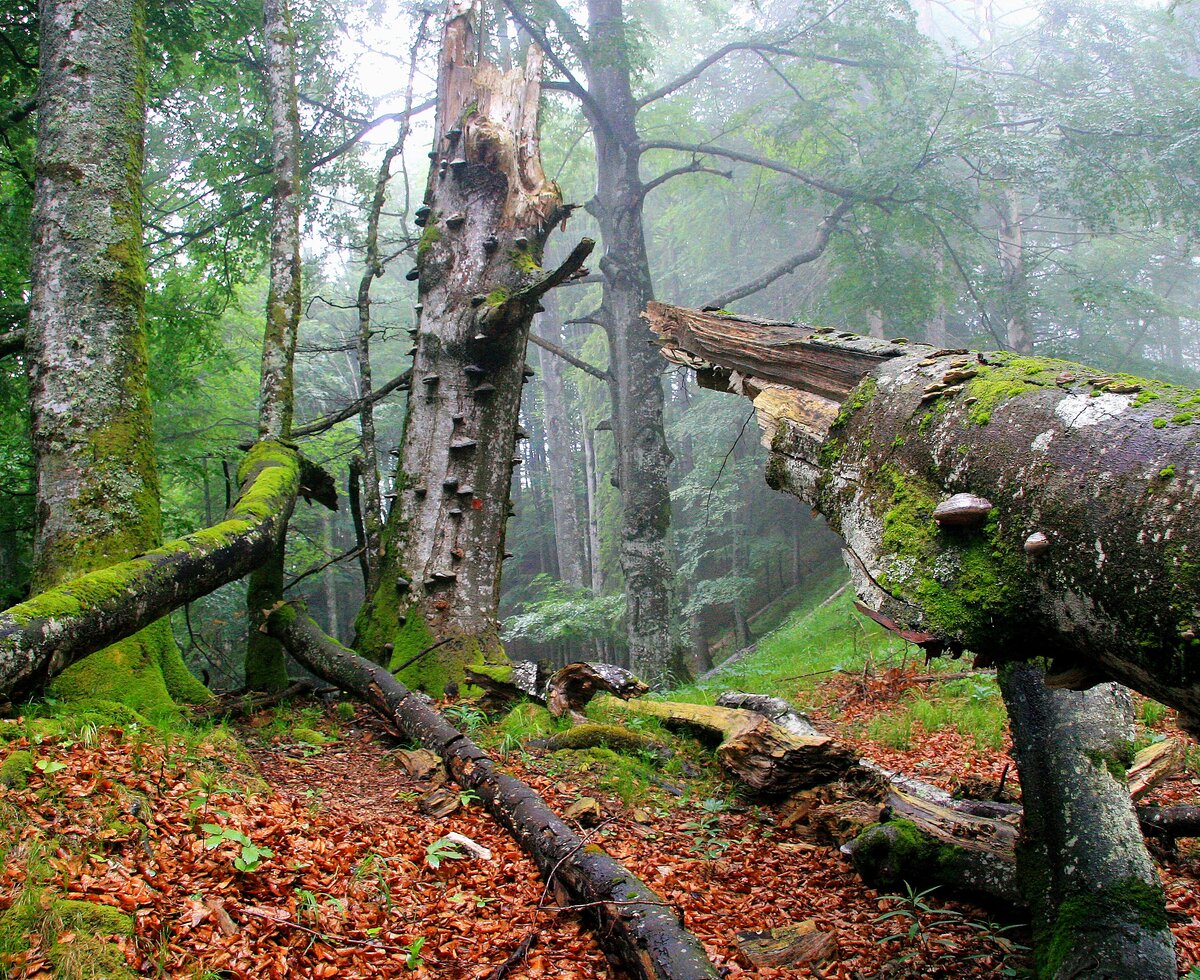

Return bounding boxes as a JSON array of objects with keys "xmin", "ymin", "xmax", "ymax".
[
  {"xmin": 424, "ymin": 836, "xmax": 467, "ymax": 870},
  {"xmin": 201, "ymin": 822, "xmax": 274, "ymax": 872},
  {"xmin": 503, "ymin": 574, "xmax": 625, "ymax": 645}
]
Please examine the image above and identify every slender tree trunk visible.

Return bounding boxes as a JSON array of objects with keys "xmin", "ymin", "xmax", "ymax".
[
  {"xmin": 245, "ymin": 0, "xmax": 304, "ymax": 693},
  {"xmin": 584, "ymin": 0, "xmax": 676, "ymax": 684},
  {"xmin": 354, "ymin": 0, "xmax": 589, "ymax": 694},
  {"xmin": 866, "ymin": 308, "xmax": 884, "ymax": 339},
  {"xmin": 998, "ymin": 187, "xmax": 1032, "ymax": 354},
  {"xmin": 583, "ymin": 428, "xmax": 602, "ymax": 591},
  {"xmin": 999, "ymin": 664, "xmax": 1175, "ymax": 978},
  {"xmin": 353, "ymin": 17, "xmax": 429, "ymax": 594},
  {"xmin": 27, "ymin": 0, "xmax": 207, "ymax": 713},
  {"xmin": 926, "ymin": 245, "xmax": 949, "ymax": 347},
  {"xmin": 538, "ymin": 296, "xmax": 587, "ymax": 587}
]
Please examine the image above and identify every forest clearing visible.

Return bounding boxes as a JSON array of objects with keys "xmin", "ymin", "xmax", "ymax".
[{"xmin": 2, "ymin": 0, "xmax": 1200, "ymax": 976}]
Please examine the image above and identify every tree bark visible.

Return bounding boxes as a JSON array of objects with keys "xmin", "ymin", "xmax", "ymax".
[
  {"xmin": 999, "ymin": 663, "xmax": 1175, "ymax": 979},
  {"xmin": 0, "ymin": 442, "xmax": 302, "ymax": 700},
  {"xmin": 268, "ymin": 606, "xmax": 719, "ymax": 980},
  {"xmin": 580, "ymin": 0, "xmax": 677, "ymax": 685},
  {"xmin": 648, "ymin": 302, "xmax": 1200, "ymax": 727},
  {"xmin": 537, "ymin": 294, "xmax": 587, "ymax": 588},
  {"xmin": 354, "ymin": 0, "xmax": 591, "ymax": 694},
  {"xmin": 246, "ymin": 0, "xmax": 305, "ymax": 693},
  {"xmin": 26, "ymin": 0, "xmax": 208, "ymax": 713}
]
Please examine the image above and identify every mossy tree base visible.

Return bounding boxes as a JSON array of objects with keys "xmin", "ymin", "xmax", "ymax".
[{"xmin": 0, "ymin": 441, "xmax": 302, "ymax": 700}]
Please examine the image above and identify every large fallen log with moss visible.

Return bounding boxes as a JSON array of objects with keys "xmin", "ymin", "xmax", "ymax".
[
  {"xmin": 0, "ymin": 441, "xmax": 324, "ymax": 699},
  {"xmin": 268, "ymin": 605, "xmax": 719, "ymax": 980},
  {"xmin": 647, "ymin": 302, "xmax": 1200, "ymax": 728},
  {"xmin": 604, "ymin": 697, "xmax": 855, "ymax": 793},
  {"xmin": 466, "ymin": 660, "xmax": 648, "ymax": 718}
]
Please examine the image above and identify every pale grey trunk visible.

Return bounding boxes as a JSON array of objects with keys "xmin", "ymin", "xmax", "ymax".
[
  {"xmin": 355, "ymin": 1, "xmax": 588, "ymax": 693},
  {"xmin": 997, "ymin": 186, "xmax": 1032, "ymax": 354},
  {"xmin": 585, "ymin": 0, "xmax": 676, "ymax": 684},
  {"xmin": 583, "ymin": 427, "xmax": 602, "ymax": 591},
  {"xmin": 866, "ymin": 308, "xmax": 884, "ymax": 339},
  {"xmin": 27, "ymin": 0, "xmax": 207, "ymax": 709},
  {"xmin": 926, "ymin": 245, "xmax": 949, "ymax": 347},
  {"xmin": 246, "ymin": 0, "xmax": 304, "ymax": 692},
  {"xmin": 1000, "ymin": 663, "xmax": 1175, "ymax": 979},
  {"xmin": 537, "ymin": 298, "xmax": 586, "ymax": 587}
]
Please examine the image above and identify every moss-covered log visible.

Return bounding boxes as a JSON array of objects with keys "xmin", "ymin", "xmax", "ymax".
[
  {"xmin": 606, "ymin": 697, "xmax": 855, "ymax": 793},
  {"xmin": 268, "ymin": 605, "xmax": 719, "ymax": 980},
  {"xmin": 648, "ymin": 302, "xmax": 1200, "ymax": 728},
  {"xmin": 0, "ymin": 442, "xmax": 302, "ymax": 700},
  {"xmin": 354, "ymin": 0, "xmax": 591, "ymax": 694}
]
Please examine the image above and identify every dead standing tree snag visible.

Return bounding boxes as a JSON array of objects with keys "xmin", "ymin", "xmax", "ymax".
[
  {"xmin": 646, "ymin": 302, "xmax": 1200, "ymax": 726},
  {"xmin": 355, "ymin": 0, "xmax": 592, "ymax": 693}
]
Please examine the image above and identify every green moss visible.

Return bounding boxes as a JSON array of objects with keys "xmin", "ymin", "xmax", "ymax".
[
  {"xmin": 1159, "ymin": 465, "xmax": 1177, "ymax": 480},
  {"xmin": 467, "ymin": 663, "xmax": 513, "ymax": 685},
  {"xmin": 1085, "ymin": 741, "xmax": 1135, "ymax": 781},
  {"xmin": 0, "ymin": 893, "xmax": 135, "ymax": 979},
  {"xmin": 416, "ymin": 222, "xmax": 441, "ymax": 259},
  {"xmin": 1171, "ymin": 412, "xmax": 1194, "ymax": 425},
  {"xmin": 1153, "ymin": 417, "xmax": 1168, "ymax": 429},
  {"xmin": 1132, "ymin": 390, "xmax": 1159, "ymax": 407},
  {"xmin": 510, "ymin": 250, "xmax": 542, "ymax": 275},
  {"xmin": 292, "ymin": 727, "xmax": 330, "ymax": 746},
  {"xmin": 0, "ymin": 750, "xmax": 33, "ymax": 789},
  {"xmin": 485, "ymin": 287, "xmax": 510, "ymax": 307},
  {"xmin": 877, "ymin": 466, "xmax": 1031, "ymax": 645},
  {"xmin": 819, "ymin": 377, "xmax": 877, "ymax": 471},
  {"xmin": 499, "ymin": 703, "xmax": 556, "ymax": 741},
  {"xmin": 964, "ymin": 355, "xmax": 1062, "ymax": 425},
  {"xmin": 1039, "ymin": 877, "xmax": 1169, "ymax": 978},
  {"xmin": 543, "ymin": 723, "xmax": 664, "ymax": 756}
]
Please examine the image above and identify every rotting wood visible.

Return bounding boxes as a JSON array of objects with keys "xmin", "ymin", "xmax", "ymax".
[
  {"xmin": 465, "ymin": 660, "xmax": 648, "ymax": 718},
  {"xmin": 603, "ymin": 697, "xmax": 855, "ymax": 794},
  {"xmin": 1128, "ymin": 737, "xmax": 1183, "ymax": 801},
  {"xmin": 269, "ymin": 604, "xmax": 720, "ymax": 980},
  {"xmin": 646, "ymin": 301, "xmax": 1200, "ymax": 729}
]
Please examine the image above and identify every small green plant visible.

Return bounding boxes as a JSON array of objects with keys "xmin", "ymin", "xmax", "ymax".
[
  {"xmin": 682, "ymin": 798, "xmax": 733, "ymax": 859},
  {"xmin": 335, "ymin": 702, "xmax": 357, "ymax": 722},
  {"xmin": 34, "ymin": 758, "xmax": 67, "ymax": 775},
  {"xmin": 201, "ymin": 824, "xmax": 273, "ymax": 872},
  {"xmin": 295, "ymin": 888, "xmax": 320, "ymax": 922},
  {"xmin": 458, "ymin": 789, "xmax": 480, "ymax": 807},
  {"xmin": 868, "ymin": 711, "xmax": 914, "ymax": 750},
  {"xmin": 403, "ymin": 936, "xmax": 426, "ymax": 970},
  {"xmin": 424, "ymin": 836, "xmax": 467, "ymax": 869},
  {"xmin": 1139, "ymin": 699, "xmax": 1167, "ymax": 727},
  {"xmin": 444, "ymin": 704, "xmax": 487, "ymax": 732}
]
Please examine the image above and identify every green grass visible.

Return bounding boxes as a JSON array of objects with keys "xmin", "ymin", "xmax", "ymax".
[{"xmin": 669, "ymin": 565, "xmax": 910, "ymax": 706}]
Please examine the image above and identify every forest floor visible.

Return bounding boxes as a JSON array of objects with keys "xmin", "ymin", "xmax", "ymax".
[{"xmin": 1, "ymin": 581, "xmax": 1200, "ymax": 978}]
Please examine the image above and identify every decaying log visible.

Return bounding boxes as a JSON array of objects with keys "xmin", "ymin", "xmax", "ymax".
[
  {"xmin": 533, "ymin": 723, "xmax": 672, "ymax": 760},
  {"xmin": 269, "ymin": 606, "xmax": 718, "ymax": 980},
  {"xmin": 735, "ymin": 920, "xmax": 837, "ymax": 969},
  {"xmin": 1139, "ymin": 805, "xmax": 1200, "ymax": 842},
  {"xmin": 844, "ymin": 788, "xmax": 1022, "ymax": 905},
  {"xmin": 604, "ymin": 697, "xmax": 855, "ymax": 794},
  {"xmin": 646, "ymin": 301, "xmax": 1200, "ymax": 728},
  {"xmin": 465, "ymin": 660, "xmax": 648, "ymax": 718},
  {"xmin": 1128, "ymin": 737, "xmax": 1184, "ymax": 801},
  {"xmin": 547, "ymin": 662, "xmax": 649, "ymax": 720},
  {"xmin": 194, "ymin": 680, "xmax": 318, "ymax": 718},
  {"xmin": 0, "ymin": 441, "xmax": 309, "ymax": 700},
  {"xmin": 715, "ymin": 691, "xmax": 815, "ymax": 737}
]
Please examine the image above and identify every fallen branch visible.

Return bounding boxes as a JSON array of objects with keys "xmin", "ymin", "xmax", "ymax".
[
  {"xmin": 193, "ymin": 680, "xmax": 316, "ymax": 718},
  {"xmin": 268, "ymin": 605, "xmax": 719, "ymax": 980}
]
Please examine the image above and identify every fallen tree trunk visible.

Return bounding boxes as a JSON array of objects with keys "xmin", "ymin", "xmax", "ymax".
[
  {"xmin": 267, "ymin": 605, "xmax": 719, "ymax": 980},
  {"xmin": 0, "ymin": 441, "xmax": 313, "ymax": 700},
  {"xmin": 647, "ymin": 302, "xmax": 1200, "ymax": 727},
  {"xmin": 605, "ymin": 697, "xmax": 855, "ymax": 793}
]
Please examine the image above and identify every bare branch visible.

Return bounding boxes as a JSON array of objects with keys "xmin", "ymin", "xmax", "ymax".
[
  {"xmin": 292, "ymin": 369, "xmax": 413, "ymax": 438},
  {"xmin": 640, "ymin": 140, "xmax": 866, "ymax": 200},
  {"xmin": 704, "ymin": 199, "xmax": 854, "ymax": 309},
  {"xmin": 637, "ymin": 161, "xmax": 732, "ymax": 203},
  {"xmin": 528, "ymin": 332, "xmax": 610, "ymax": 382}
]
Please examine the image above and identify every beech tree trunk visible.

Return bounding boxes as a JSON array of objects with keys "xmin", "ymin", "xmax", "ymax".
[
  {"xmin": 354, "ymin": 0, "xmax": 590, "ymax": 694},
  {"xmin": 648, "ymin": 302, "xmax": 1200, "ymax": 727},
  {"xmin": 537, "ymin": 295, "xmax": 587, "ymax": 588},
  {"xmin": 581, "ymin": 0, "xmax": 677, "ymax": 684},
  {"xmin": 245, "ymin": 0, "xmax": 305, "ymax": 693},
  {"xmin": 999, "ymin": 663, "xmax": 1175, "ymax": 978},
  {"xmin": 26, "ymin": 0, "xmax": 208, "ymax": 714},
  {"xmin": 269, "ymin": 607, "xmax": 719, "ymax": 980}
]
